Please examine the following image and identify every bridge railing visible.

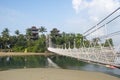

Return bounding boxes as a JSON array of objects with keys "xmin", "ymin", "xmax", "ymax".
[{"xmin": 47, "ymin": 7, "xmax": 120, "ymax": 66}]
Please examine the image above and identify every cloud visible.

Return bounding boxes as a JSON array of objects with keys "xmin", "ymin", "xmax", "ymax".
[
  {"xmin": 71, "ymin": 0, "xmax": 120, "ymax": 34},
  {"xmin": 87, "ymin": 0, "xmax": 120, "ymax": 21},
  {"xmin": 72, "ymin": 0, "xmax": 82, "ymax": 14},
  {"xmin": 72, "ymin": 0, "xmax": 120, "ymax": 17}
]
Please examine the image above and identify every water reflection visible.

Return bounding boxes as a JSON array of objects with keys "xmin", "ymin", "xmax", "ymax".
[
  {"xmin": 0, "ymin": 56, "xmax": 47, "ymax": 69},
  {"xmin": 0, "ymin": 55, "xmax": 120, "ymax": 78},
  {"xmin": 51, "ymin": 56, "xmax": 120, "ymax": 78},
  {"xmin": 67, "ymin": 64, "xmax": 120, "ymax": 77}
]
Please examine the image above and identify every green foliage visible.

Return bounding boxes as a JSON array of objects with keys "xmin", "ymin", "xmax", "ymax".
[
  {"xmin": 12, "ymin": 46, "xmax": 25, "ymax": 52},
  {"xmin": 1, "ymin": 28, "xmax": 10, "ymax": 49},
  {"xmin": 27, "ymin": 35, "xmax": 47, "ymax": 53},
  {"xmin": 1, "ymin": 28, "xmax": 10, "ymax": 38},
  {"xmin": 84, "ymin": 40, "xmax": 90, "ymax": 48},
  {"xmin": 12, "ymin": 34, "xmax": 27, "ymax": 52},
  {"xmin": 104, "ymin": 38, "xmax": 113, "ymax": 47},
  {"xmin": 50, "ymin": 31, "xmax": 84, "ymax": 49},
  {"xmin": 15, "ymin": 30, "xmax": 20, "ymax": 36},
  {"xmin": 0, "ymin": 27, "xmax": 48, "ymax": 52},
  {"xmin": 39, "ymin": 26, "xmax": 47, "ymax": 34},
  {"xmin": 0, "ymin": 27, "xmax": 114, "ymax": 52}
]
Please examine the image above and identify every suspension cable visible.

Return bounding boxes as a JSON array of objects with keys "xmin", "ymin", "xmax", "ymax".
[
  {"xmin": 84, "ymin": 14, "xmax": 120, "ymax": 37},
  {"xmin": 100, "ymin": 30, "xmax": 120, "ymax": 39},
  {"xmin": 83, "ymin": 7, "xmax": 120, "ymax": 35}
]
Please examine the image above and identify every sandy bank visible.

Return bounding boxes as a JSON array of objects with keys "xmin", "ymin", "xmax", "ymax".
[
  {"xmin": 0, "ymin": 52, "xmax": 53, "ymax": 57},
  {"xmin": 0, "ymin": 68, "xmax": 119, "ymax": 80}
]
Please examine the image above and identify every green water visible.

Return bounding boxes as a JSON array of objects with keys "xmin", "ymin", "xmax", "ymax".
[
  {"xmin": 50, "ymin": 56, "xmax": 120, "ymax": 78},
  {"xmin": 50, "ymin": 56, "xmax": 87, "ymax": 68},
  {"xmin": 0, "ymin": 55, "xmax": 120, "ymax": 78},
  {"xmin": 0, "ymin": 56, "xmax": 47, "ymax": 70}
]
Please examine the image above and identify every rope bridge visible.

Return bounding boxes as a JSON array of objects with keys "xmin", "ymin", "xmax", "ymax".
[{"xmin": 48, "ymin": 7, "xmax": 120, "ymax": 68}]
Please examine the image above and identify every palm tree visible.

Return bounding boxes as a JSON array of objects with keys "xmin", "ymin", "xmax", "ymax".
[
  {"xmin": 1, "ymin": 28, "xmax": 10, "ymax": 38},
  {"xmin": 39, "ymin": 26, "xmax": 47, "ymax": 34},
  {"xmin": 15, "ymin": 30, "xmax": 20, "ymax": 36},
  {"xmin": 75, "ymin": 33, "xmax": 83, "ymax": 48},
  {"xmin": 26, "ymin": 28, "xmax": 32, "ymax": 40},
  {"xmin": 0, "ymin": 36, "xmax": 3, "ymax": 51},
  {"xmin": 1, "ymin": 28, "xmax": 10, "ymax": 50}
]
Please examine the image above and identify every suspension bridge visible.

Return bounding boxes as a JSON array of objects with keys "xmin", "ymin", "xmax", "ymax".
[{"xmin": 48, "ymin": 7, "xmax": 120, "ymax": 68}]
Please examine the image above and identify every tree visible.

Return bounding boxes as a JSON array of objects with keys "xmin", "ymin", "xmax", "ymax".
[
  {"xmin": 15, "ymin": 30, "xmax": 20, "ymax": 36},
  {"xmin": 92, "ymin": 37, "xmax": 100, "ymax": 47},
  {"xmin": 12, "ymin": 34, "xmax": 27, "ymax": 52},
  {"xmin": 39, "ymin": 26, "xmax": 47, "ymax": 34},
  {"xmin": 26, "ymin": 28, "xmax": 32, "ymax": 40},
  {"xmin": 75, "ymin": 34, "xmax": 83, "ymax": 48},
  {"xmin": 104, "ymin": 38, "xmax": 113, "ymax": 47},
  {"xmin": 9, "ymin": 36, "xmax": 17, "ymax": 50},
  {"xmin": 1, "ymin": 28, "xmax": 10, "ymax": 50},
  {"xmin": 1, "ymin": 28, "xmax": 10, "ymax": 38},
  {"xmin": 0, "ymin": 36, "xmax": 3, "ymax": 50}
]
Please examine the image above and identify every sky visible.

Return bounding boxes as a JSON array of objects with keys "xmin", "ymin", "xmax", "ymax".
[{"xmin": 0, "ymin": 0, "xmax": 120, "ymax": 35}]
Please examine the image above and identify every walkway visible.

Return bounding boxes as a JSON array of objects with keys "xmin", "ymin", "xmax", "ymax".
[{"xmin": 48, "ymin": 47, "xmax": 120, "ymax": 68}]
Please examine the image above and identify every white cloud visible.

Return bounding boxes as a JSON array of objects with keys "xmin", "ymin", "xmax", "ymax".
[
  {"xmin": 71, "ymin": 0, "xmax": 120, "ymax": 34},
  {"xmin": 72, "ymin": 0, "xmax": 82, "ymax": 14},
  {"xmin": 72, "ymin": 0, "xmax": 120, "ymax": 18},
  {"xmin": 87, "ymin": 0, "xmax": 120, "ymax": 21}
]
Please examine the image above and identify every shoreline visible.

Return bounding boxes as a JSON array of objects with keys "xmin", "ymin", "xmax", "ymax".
[
  {"xmin": 0, "ymin": 68, "xmax": 119, "ymax": 80},
  {"xmin": 0, "ymin": 52, "xmax": 53, "ymax": 57}
]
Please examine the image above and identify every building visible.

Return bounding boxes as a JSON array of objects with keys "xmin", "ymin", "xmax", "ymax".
[{"xmin": 29, "ymin": 26, "xmax": 39, "ymax": 40}]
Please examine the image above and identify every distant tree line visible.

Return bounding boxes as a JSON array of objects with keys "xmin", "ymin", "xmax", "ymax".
[
  {"xmin": 0, "ymin": 26, "xmax": 47, "ymax": 52},
  {"xmin": 50, "ymin": 28, "xmax": 113, "ymax": 49},
  {"xmin": 0, "ymin": 27, "xmax": 113, "ymax": 52}
]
